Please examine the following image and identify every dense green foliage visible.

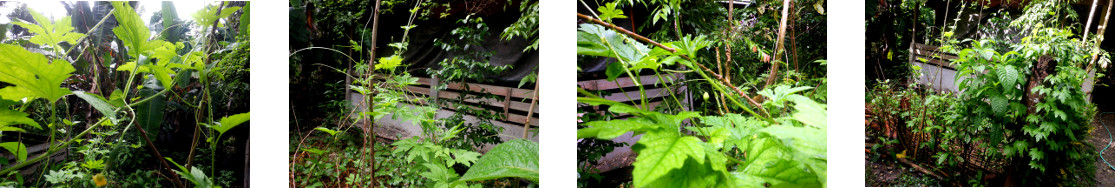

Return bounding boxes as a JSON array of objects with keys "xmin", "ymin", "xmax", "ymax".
[
  {"xmin": 866, "ymin": 0, "xmax": 1106, "ymax": 186},
  {"xmin": 290, "ymin": 0, "xmax": 539, "ymax": 187},
  {"xmin": 576, "ymin": 0, "xmax": 827, "ymax": 187},
  {"xmin": 0, "ymin": 2, "xmax": 249, "ymax": 187}
]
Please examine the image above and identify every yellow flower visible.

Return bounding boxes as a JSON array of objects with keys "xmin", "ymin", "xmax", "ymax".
[{"xmin": 93, "ymin": 173, "xmax": 107, "ymax": 187}]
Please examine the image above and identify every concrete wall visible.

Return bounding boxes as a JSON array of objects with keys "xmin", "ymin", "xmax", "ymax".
[{"xmin": 911, "ymin": 62, "xmax": 1096, "ymax": 99}]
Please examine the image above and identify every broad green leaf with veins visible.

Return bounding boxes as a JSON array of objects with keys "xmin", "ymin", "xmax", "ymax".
[
  {"xmin": 997, "ymin": 65, "xmax": 1019, "ymax": 91},
  {"xmin": 113, "ymin": 2, "xmax": 163, "ymax": 57},
  {"xmin": 457, "ymin": 139, "xmax": 539, "ymax": 183},
  {"xmin": 0, "ymin": 44, "xmax": 74, "ymax": 103},
  {"xmin": 631, "ymin": 131, "xmax": 706, "ymax": 187},
  {"xmin": 11, "ymin": 8, "xmax": 85, "ymax": 50},
  {"xmin": 0, "ymin": 109, "xmax": 40, "ymax": 132},
  {"xmin": 193, "ymin": 4, "xmax": 242, "ymax": 28},
  {"xmin": 733, "ymin": 137, "xmax": 821, "ymax": 188},
  {"xmin": 576, "ymin": 24, "xmax": 650, "ymax": 63}
]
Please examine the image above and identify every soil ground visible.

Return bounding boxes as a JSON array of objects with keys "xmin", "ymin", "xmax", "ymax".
[
  {"xmin": 865, "ymin": 152, "xmax": 942, "ymax": 187},
  {"xmin": 1089, "ymin": 113, "xmax": 1115, "ymax": 187}
]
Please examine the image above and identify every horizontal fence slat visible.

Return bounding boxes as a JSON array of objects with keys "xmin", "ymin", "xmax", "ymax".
[
  {"xmin": 370, "ymin": 75, "xmax": 539, "ymax": 127},
  {"xmin": 577, "ymin": 73, "xmax": 680, "ymax": 91},
  {"xmin": 600, "ymin": 87, "xmax": 672, "ymax": 103}
]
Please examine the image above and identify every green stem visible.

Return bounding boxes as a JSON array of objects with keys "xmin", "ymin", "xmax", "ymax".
[
  {"xmin": 37, "ymin": 102, "xmax": 58, "ymax": 184},
  {"xmin": 653, "ymin": 69, "xmax": 686, "ymax": 112},
  {"xmin": 0, "ymin": 87, "xmax": 169, "ymax": 175}
]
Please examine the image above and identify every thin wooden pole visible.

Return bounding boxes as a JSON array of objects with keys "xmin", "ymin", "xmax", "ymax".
[
  {"xmin": 1085, "ymin": 0, "xmax": 1101, "ymax": 45},
  {"xmin": 763, "ymin": 0, "xmax": 793, "ymax": 89},
  {"xmin": 522, "ymin": 80, "xmax": 538, "ymax": 139},
  {"xmin": 366, "ymin": 0, "xmax": 382, "ymax": 183}
]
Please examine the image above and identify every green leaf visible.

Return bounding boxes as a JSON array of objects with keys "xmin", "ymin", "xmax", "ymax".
[
  {"xmin": 451, "ymin": 149, "xmax": 482, "ymax": 167},
  {"xmin": 605, "ymin": 61, "xmax": 625, "ymax": 81},
  {"xmin": 193, "ymin": 4, "xmax": 242, "ymax": 28},
  {"xmin": 997, "ymin": 65, "xmax": 1019, "ymax": 91},
  {"xmin": 760, "ymin": 125, "xmax": 827, "ymax": 162},
  {"xmin": 578, "ymin": 118, "xmax": 653, "ymax": 139},
  {"xmin": 990, "ymin": 92, "xmax": 1008, "ymax": 116},
  {"xmin": 376, "ymin": 55, "xmax": 403, "ymax": 71},
  {"xmin": 112, "ymin": 2, "xmax": 156, "ymax": 57},
  {"xmin": 11, "ymin": 9, "xmax": 85, "ymax": 48},
  {"xmin": 576, "ymin": 30, "xmax": 611, "ymax": 57},
  {"xmin": 73, "ymin": 91, "xmax": 119, "ymax": 125},
  {"xmin": 0, "ymin": 109, "xmax": 40, "ymax": 130},
  {"xmin": 314, "ymin": 127, "xmax": 339, "ymax": 136},
  {"xmin": 457, "ymin": 139, "xmax": 539, "ymax": 182},
  {"xmin": 732, "ymin": 137, "xmax": 821, "ymax": 188},
  {"xmin": 107, "ymin": 90, "xmax": 126, "ymax": 108},
  {"xmin": 136, "ymin": 77, "xmax": 166, "ymax": 137},
  {"xmin": 597, "ymin": 2, "xmax": 627, "ymax": 23},
  {"xmin": 788, "ymin": 95, "xmax": 827, "ymax": 129},
  {"xmin": 674, "ymin": 35, "xmax": 712, "ymax": 58},
  {"xmin": 419, "ymin": 163, "xmax": 459, "ymax": 184},
  {"xmin": 0, "ymin": 44, "xmax": 74, "ymax": 103},
  {"xmin": 631, "ymin": 131, "xmax": 705, "ymax": 188},
  {"xmin": 757, "ymin": 85, "xmax": 814, "ymax": 108},
  {"xmin": 239, "ymin": 2, "xmax": 250, "ymax": 37},
  {"xmin": 210, "ymin": 112, "xmax": 250, "ymax": 136},
  {"xmin": 166, "ymin": 157, "xmax": 214, "ymax": 188},
  {"xmin": 82, "ymin": 159, "xmax": 105, "ymax": 170},
  {"xmin": 575, "ymin": 23, "xmax": 649, "ymax": 63},
  {"xmin": 0, "ymin": 142, "xmax": 27, "ymax": 162}
]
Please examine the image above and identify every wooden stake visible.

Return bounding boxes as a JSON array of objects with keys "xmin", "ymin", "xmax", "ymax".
[
  {"xmin": 763, "ymin": 0, "xmax": 793, "ymax": 89},
  {"xmin": 523, "ymin": 80, "xmax": 539, "ymax": 139}
]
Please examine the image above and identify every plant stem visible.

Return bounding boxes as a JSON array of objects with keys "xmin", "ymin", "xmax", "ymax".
[{"xmin": 0, "ymin": 87, "xmax": 171, "ymax": 175}]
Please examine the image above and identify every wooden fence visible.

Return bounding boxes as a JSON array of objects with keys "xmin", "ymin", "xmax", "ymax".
[
  {"xmin": 365, "ymin": 76, "xmax": 539, "ymax": 144},
  {"xmin": 576, "ymin": 73, "xmax": 689, "ymax": 172},
  {"xmin": 0, "ymin": 135, "xmax": 68, "ymax": 177}
]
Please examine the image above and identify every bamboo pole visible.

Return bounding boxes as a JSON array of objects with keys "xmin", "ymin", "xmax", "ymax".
[
  {"xmin": 763, "ymin": 0, "xmax": 793, "ymax": 89},
  {"xmin": 1085, "ymin": 0, "xmax": 1101, "ymax": 45}
]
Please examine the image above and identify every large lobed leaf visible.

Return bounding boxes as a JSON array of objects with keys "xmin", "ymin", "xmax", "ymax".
[
  {"xmin": 192, "ymin": 3, "xmax": 242, "ymax": 28},
  {"xmin": 0, "ymin": 109, "xmax": 40, "ymax": 132},
  {"xmin": 732, "ymin": 137, "xmax": 822, "ymax": 188},
  {"xmin": 112, "ymin": 2, "xmax": 173, "ymax": 59},
  {"xmin": 458, "ymin": 139, "xmax": 539, "ymax": 183},
  {"xmin": 0, "ymin": 44, "xmax": 74, "ymax": 103},
  {"xmin": 11, "ymin": 8, "xmax": 85, "ymax": 48},
  {"xmin": 631, "ymin": 131, "xmax": 706, "ymax": 188}
]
